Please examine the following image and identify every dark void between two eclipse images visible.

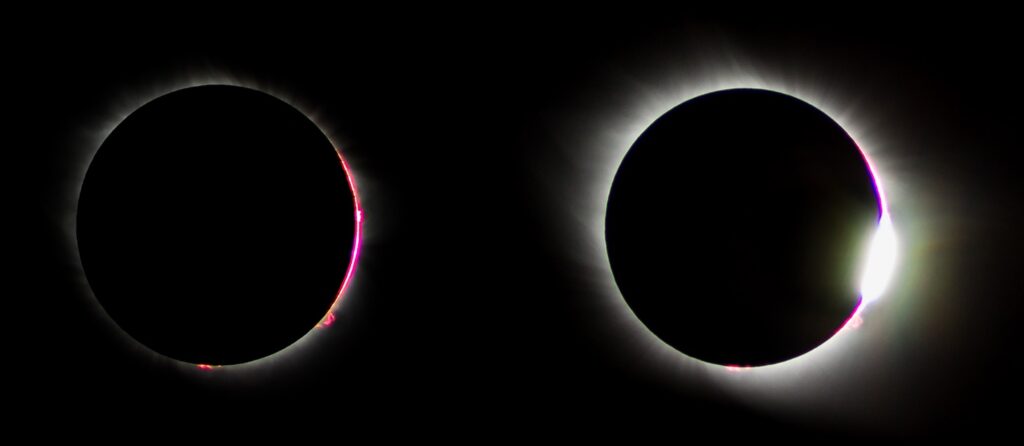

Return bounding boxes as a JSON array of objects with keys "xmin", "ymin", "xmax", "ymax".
[
  {"xmin": 77, "ymin": 85, "xmax": 358, "ymax": 366},
  {"xmin": 606, "ymin": 89, "xmax": 881, "ymax": 367}
]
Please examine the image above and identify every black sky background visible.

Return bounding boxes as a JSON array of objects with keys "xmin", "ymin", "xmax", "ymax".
[{"xmin": 16, "ymin": 12, "xmax": 1023, "ymax": 437}]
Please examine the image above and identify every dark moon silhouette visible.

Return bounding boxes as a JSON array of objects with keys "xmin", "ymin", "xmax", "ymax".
[
  {"xmin": 605, "ymin": 89, "xmax": 881, "ymax": 367},
  {"xmin": 77, "ymin": 85, "xmax": 358, "ymax": 366}
]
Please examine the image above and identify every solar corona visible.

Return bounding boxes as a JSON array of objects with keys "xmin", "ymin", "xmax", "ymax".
[{"xmin": 605, "ymin": 88, "xmax": 894, "ymax": 367}]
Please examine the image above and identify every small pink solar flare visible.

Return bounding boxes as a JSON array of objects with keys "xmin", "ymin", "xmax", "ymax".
[
  {"xmin": 319, "ymin": 312, "xmax": 337, "ymax": 328},
  {"xmin": 847, "ymin": 314, "xmax": 863, "ymax": 330}
]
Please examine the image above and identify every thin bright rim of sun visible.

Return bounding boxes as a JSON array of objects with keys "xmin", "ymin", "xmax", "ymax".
[{"xmin": 68, "ymin": 74, "xmax": 365, "ymax": 373}]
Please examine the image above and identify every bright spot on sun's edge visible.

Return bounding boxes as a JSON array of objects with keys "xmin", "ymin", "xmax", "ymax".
[
  {"xmin": 72, "ymin": 75, "xmax": 363, "ymax": 373},
  {"xmin": 859, "ymin": 212, "xmax": 897, "ymax": 306}
]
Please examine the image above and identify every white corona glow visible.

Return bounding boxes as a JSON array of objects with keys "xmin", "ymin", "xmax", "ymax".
[{"xmin": 547, "ymin": 49, "xmax": 911, "ymax": 428}]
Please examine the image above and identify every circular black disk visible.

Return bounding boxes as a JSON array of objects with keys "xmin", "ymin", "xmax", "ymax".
[
  {"xmin": 605, "ymin": 89, "xmax": 880, "ymax": 367},
  {"xmin": 77, "ymin": 85, "xmax": 357, "ymax": 365}
]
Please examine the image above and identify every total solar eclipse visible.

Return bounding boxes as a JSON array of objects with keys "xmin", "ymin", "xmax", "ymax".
[
  {"xmin": 76, "ymin": 85, "xmax": 360, "ymax": 366},
  {"xmin": 605, "ymin": 88, "xmax": 882, "ymax": 367}
]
